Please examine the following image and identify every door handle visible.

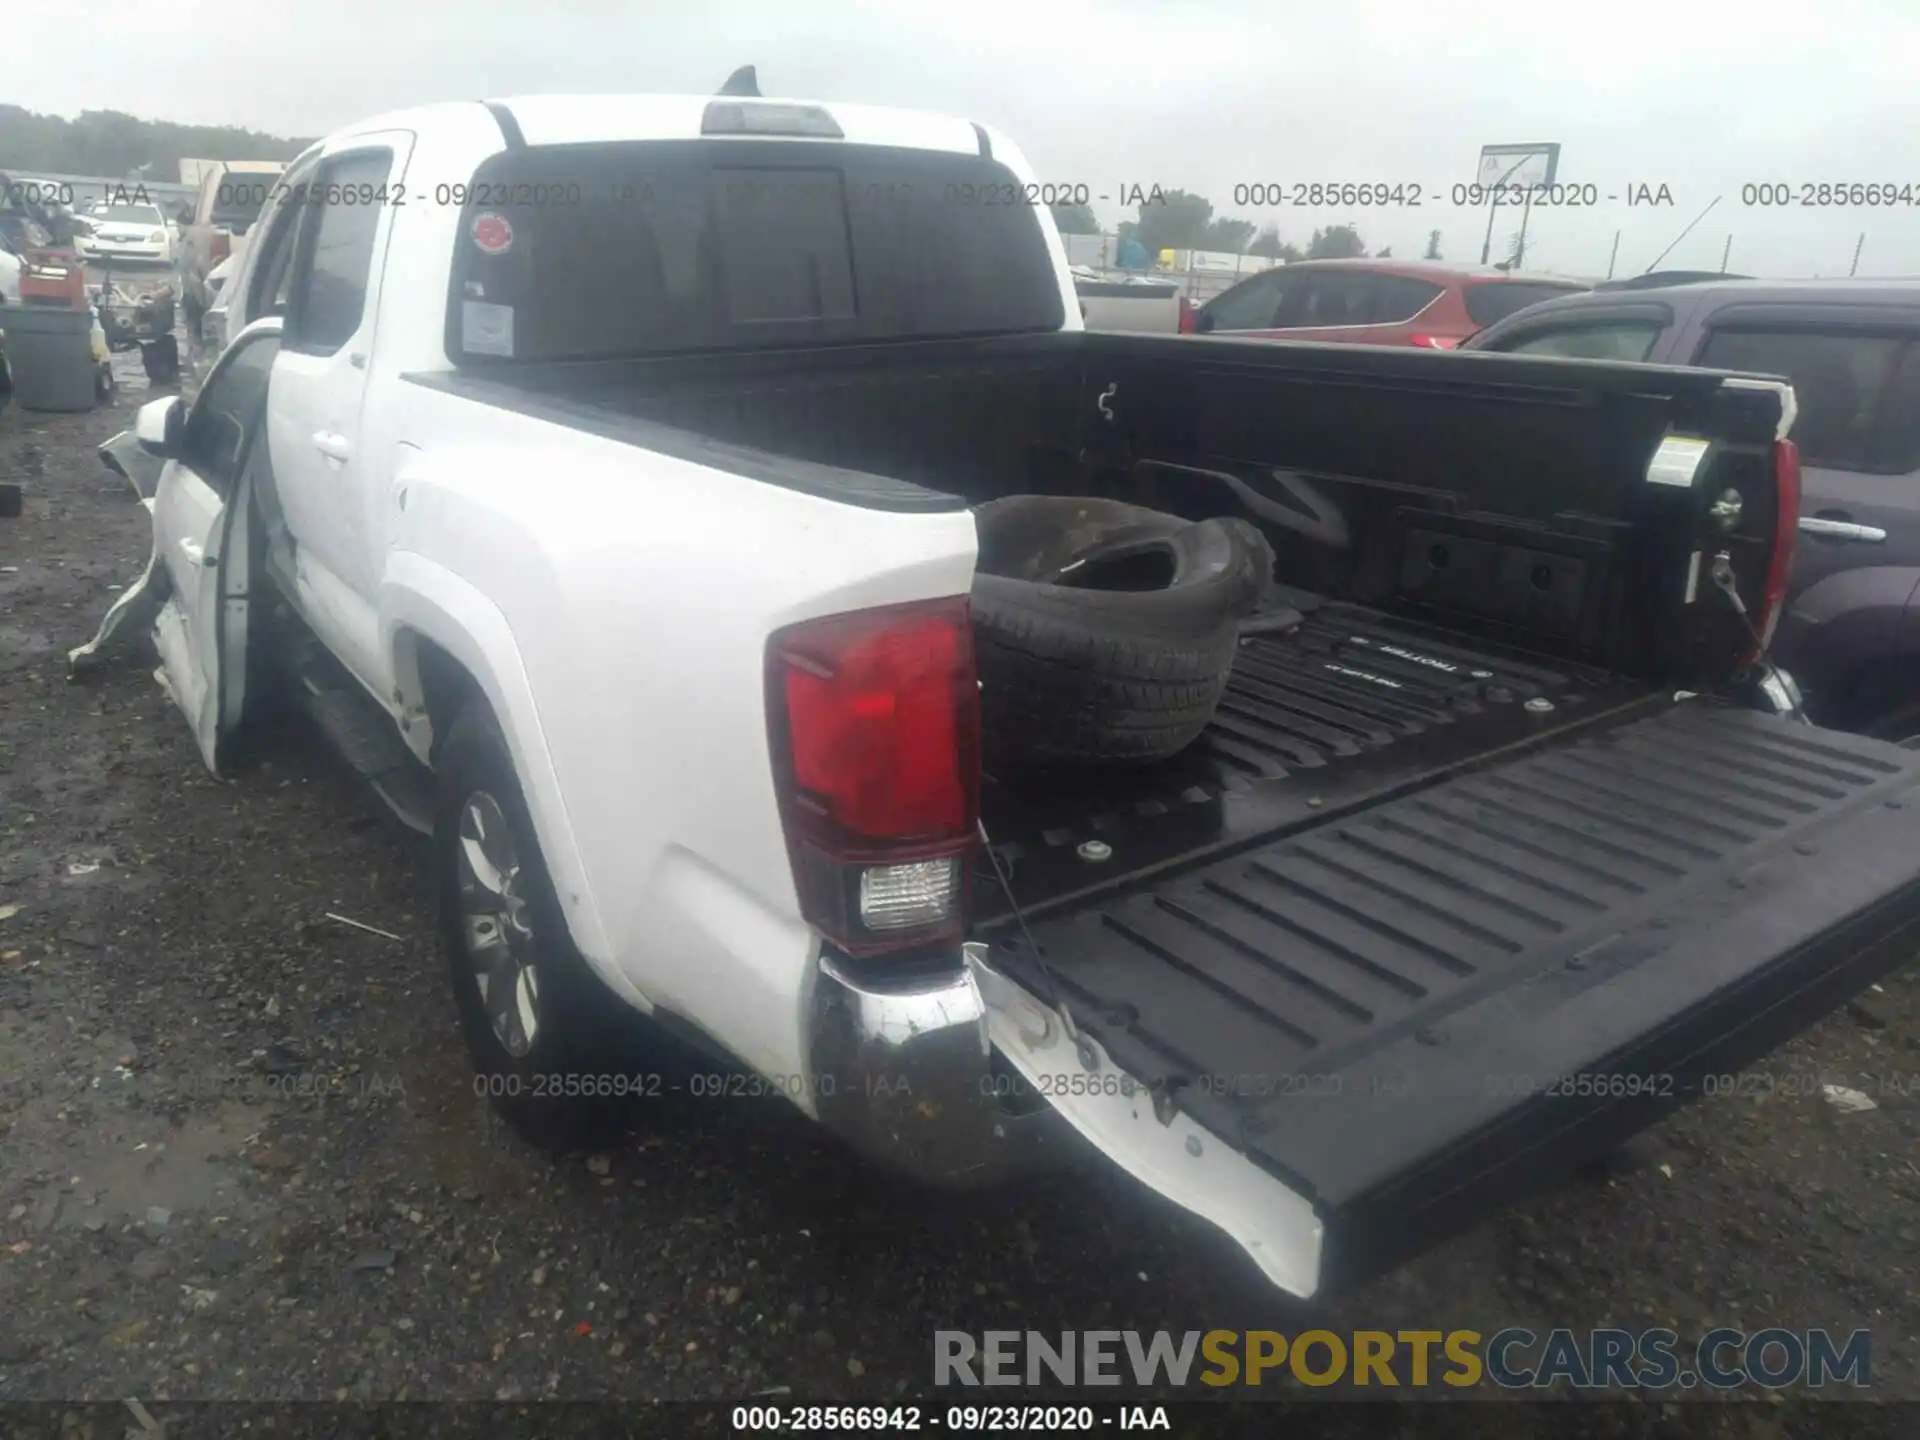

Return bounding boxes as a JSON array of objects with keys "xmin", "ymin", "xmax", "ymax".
[
  {"xmin": 311, "ymin": 430, "xmax": 353, "ymax": 462},
  {"xmin": 1799, "ymin": 515, "xmax": 1887, "ymax": 543},
  {"xmin": 178, "ymin": 537, "xmax": 209, "ymax": 568}
]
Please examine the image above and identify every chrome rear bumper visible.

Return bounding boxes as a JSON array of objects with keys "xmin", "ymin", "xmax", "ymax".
[{"xmin": 807, "ymin": 945, "xmax": 1056, "ymax": 1186}]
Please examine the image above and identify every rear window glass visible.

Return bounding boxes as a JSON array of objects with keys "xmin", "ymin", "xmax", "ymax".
[
  {"xmin": 446, "ymin": 140, "xmax": 1065, "ymax": 363},
  {"xmin": 1496, "ymin": 321, "xmax": 1663, "ymax": 362},
  {"xmin": 1373, "ymin": 275, "xmax": 1445, "ymax": 324},
  {"xmin": 1201, "ymin": 271, "xmax": 1286, "ymax": 330},
  {"xmin": 208, "ymin": 174, "xmax": 277, "ymax": 231},
  {"xmin": 1464, "ymin": 281, "xmax": 1587, "ymax": 328},
  {"xmin": 289, "ymin": 151, "xmax": 390, "ymax": 354},
  {"xmin": 1698, "ymin": 327, "xmax": 1920, "ymax": 473}
]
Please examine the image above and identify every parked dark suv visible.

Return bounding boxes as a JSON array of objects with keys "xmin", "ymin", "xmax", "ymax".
[{"xmin": 1465, "ymin": 280, "xmax": 1920, "ymax": 736}]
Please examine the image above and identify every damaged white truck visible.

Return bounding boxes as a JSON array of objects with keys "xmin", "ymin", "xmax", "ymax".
[{"xmin": 74, "ymin": 92, "xmax": 1920, "ymax": 1301}]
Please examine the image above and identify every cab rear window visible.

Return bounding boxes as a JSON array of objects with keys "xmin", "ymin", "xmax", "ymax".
[{"xmin": 446, "ymin": 139, "xmax": 1066, "ymax": 363}]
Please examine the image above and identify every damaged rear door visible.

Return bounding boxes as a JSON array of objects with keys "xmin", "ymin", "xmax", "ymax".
[{"xmin": 72, "ymin": 322, "xmax": 281, "ymax": 769}]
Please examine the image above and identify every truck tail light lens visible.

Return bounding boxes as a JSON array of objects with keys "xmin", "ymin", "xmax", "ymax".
[
  {"xmin": 767, "ymin": 598, "xmax": 979, "ymax": 955},
  {"xmin": 860, "ymin": 858, "xmax": 964, "ymax": 932},
  {"xmin": 1178, "ymin": 297, "xmax": 1197, "ymax": 334},
  {"xmin": 210, "ymin": 230, "xmax": 231, "ymax": 263},
  {"xmin": 1748, "ymin": 438, "xmax": 1800, "ymax": 663},
  {"xmin": 1408, "ymin": 332, "xmax": 1460, "ymax": 350}
]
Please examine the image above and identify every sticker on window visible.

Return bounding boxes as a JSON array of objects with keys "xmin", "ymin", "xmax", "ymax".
[
  {"xmin": 470, "ymin": 211, "xmax": 513, "ymax": 255},
  {"xmin": 462, "ymin": 300, "xmax": 514, "ymax": 356}
]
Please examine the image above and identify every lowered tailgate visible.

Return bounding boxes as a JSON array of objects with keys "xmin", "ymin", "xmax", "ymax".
[{"xmin": 970, "ymin": 703, "xmax": 1920, "ymax": 1296}]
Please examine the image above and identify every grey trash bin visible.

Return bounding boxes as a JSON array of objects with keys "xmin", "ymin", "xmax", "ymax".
[{"xmin": 2, "ymin": 305, "xmax": 96, "ymax": 412}]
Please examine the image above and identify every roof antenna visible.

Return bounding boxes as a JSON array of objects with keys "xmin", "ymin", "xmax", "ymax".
[{"xmin": 716, "ymin": 65, "xmax": 761, "ymax": 97}]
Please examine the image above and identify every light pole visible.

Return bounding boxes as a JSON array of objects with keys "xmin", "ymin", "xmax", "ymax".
[{"xmin": 1479, "ymin": 154, "xmax": 1535, "ymax": 266}]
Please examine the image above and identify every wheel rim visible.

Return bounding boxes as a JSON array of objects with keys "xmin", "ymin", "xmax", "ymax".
[{"xmin": 455, "ymin": 791, "xmax": 541, "ymax": 1058}]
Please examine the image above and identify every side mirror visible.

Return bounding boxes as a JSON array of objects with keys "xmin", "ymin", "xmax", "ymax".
[
  {"xmin": 1194, "ymin": 310, "xmax": 1216, "ymax": 334},
  {"xmin": 135, "ymin": 395, "xmax": 185, "ymax": 458}
]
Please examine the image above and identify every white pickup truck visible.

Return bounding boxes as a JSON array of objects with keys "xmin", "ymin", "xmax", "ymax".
[{"xmin": 73, "ymin": 92, "xmax": 1920, "ymax": 1301}]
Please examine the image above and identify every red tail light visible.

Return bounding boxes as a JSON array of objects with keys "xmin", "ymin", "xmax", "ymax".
[
  {"xmin": 1179, "ymin": 297, "xmax": 1197, "ymax": 334},
  {"xmin": 1408, "ymin": 333, "xmax": 1461, "ymax": 350},
  {"xmin": 210, "ymin": 229, "xmax": 231, "ymax": 263},
  {"xmin": 1748, "ymin": 438, "xmax": 1801, "ymax": 663},
  {"xmin": 767, "ymin": 597, "xmax": 980, "ymax": 955}
]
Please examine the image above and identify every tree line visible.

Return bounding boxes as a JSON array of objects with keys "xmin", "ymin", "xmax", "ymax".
[
  {"xmin": 0, "ymin": 105, "xmax": 313, "ymax": 183},
  {"xmin": 1051, "ymin": 191, "xmax": 1447, "ymax": 264}
]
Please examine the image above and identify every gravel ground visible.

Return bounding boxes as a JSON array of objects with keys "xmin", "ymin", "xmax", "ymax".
[{"xmin": 0, "ymin": 327, "xmax": 1916, "ymax": 1427}]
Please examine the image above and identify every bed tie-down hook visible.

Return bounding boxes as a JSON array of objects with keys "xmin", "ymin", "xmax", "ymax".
[{"xmin": 1710, "ymin": 550, "xmax": 1811, "ymax": 724}]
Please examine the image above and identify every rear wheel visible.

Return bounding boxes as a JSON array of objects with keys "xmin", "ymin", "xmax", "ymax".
[
  {"xmin": 1863, "ymin": 704, "xmax": 1920, "ymax": 748},
  {"xmin": 1828, "ymin": 658, "xmax": 1920, "ymax": 745},
  {"xmin": 435, "ymin": 703, "xmax": 634, "ymax": 1146}
]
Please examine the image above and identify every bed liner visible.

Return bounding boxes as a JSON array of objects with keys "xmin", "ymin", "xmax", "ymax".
[
  {"xmin": 974, "ymin": 599, "xmax": 1664, "ymax": 925},
  {"xmin": 980, "ymin": 618, "xmax": 1920, "ymax": 1285}
]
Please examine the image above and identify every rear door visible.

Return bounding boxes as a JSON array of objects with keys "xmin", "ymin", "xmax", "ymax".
[
  {"xmin": 1255, "ymin": 269, "xmax": 1448, "ymax": 346},
  {"xmin": 265, "ymin": 136, "xmax": 413, "ymax": 693},
  {"xmin": 150, "ymin": 325, "xmax": 282, "ymax": 766},
  {"xmin": 1686, "ymin": 310, "xmax": 1920, "ymax": 601},
  {"xmin": 1195, "ymin": 268, "xmax": 1297, "ymax": 337}
]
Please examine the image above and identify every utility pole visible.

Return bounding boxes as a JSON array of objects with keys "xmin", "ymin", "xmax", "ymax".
[
  {"xmin": 1606, "ymin": 230, "xmax": 1620, "ymax": 279},
  {"xmin": 1850, "ymin": 232, "xmax": 1866, "ymax": 277},
  {"xmin": 1720, "ymin": 234, "xmax": 1732, "ymax": 273}
]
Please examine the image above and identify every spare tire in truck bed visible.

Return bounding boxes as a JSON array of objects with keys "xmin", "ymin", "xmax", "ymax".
[{"xmin": 971, "ymin": 496, "xmax": 1274, "ymax": 771}]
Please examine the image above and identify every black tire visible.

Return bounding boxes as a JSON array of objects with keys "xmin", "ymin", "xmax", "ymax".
[
  {"xmin": 434, "ymin": 702, "xmax": 633, "ymax": 1146},
  {"xmin": 1862, "ymin": 700, "xmax": 1920, "ymax": 747},
  {"xmin": 971, "ymin": 497, "xmax": 1274, "ymax": 771}
]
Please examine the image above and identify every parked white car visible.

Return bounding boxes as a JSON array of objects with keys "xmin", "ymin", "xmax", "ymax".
[
  {"xmin": 75, "ymin": 201, "xmax": 174, "ymax": 265},
  {"xmin": 69, "ymin": 90, "xmax": 1920, "ymax": 1304}
]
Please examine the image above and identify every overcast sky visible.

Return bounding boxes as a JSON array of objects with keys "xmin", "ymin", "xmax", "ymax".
[{"xmin": 15, "ymin": 0, "xmax": 1920, "ymax": 277}]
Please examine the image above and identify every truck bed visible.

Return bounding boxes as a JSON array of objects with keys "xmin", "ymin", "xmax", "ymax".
[
  {"xmin": 974, "ymin": 598, "xmax": 1664, "ymax": 923},
  {"xmin": 987, "ymin": 694, "xmax": 1920, "ymax": 1285}
]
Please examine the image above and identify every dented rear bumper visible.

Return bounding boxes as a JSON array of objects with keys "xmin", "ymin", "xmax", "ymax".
[{"xmin": 807, "ymin": 950, "xmax": 1062, "ymax": 1187}]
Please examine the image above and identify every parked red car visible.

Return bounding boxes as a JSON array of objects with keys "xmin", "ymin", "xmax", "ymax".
[{"xmin": 1193, "ymin": 258, "xmax": 1589, "ymax": 349}]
